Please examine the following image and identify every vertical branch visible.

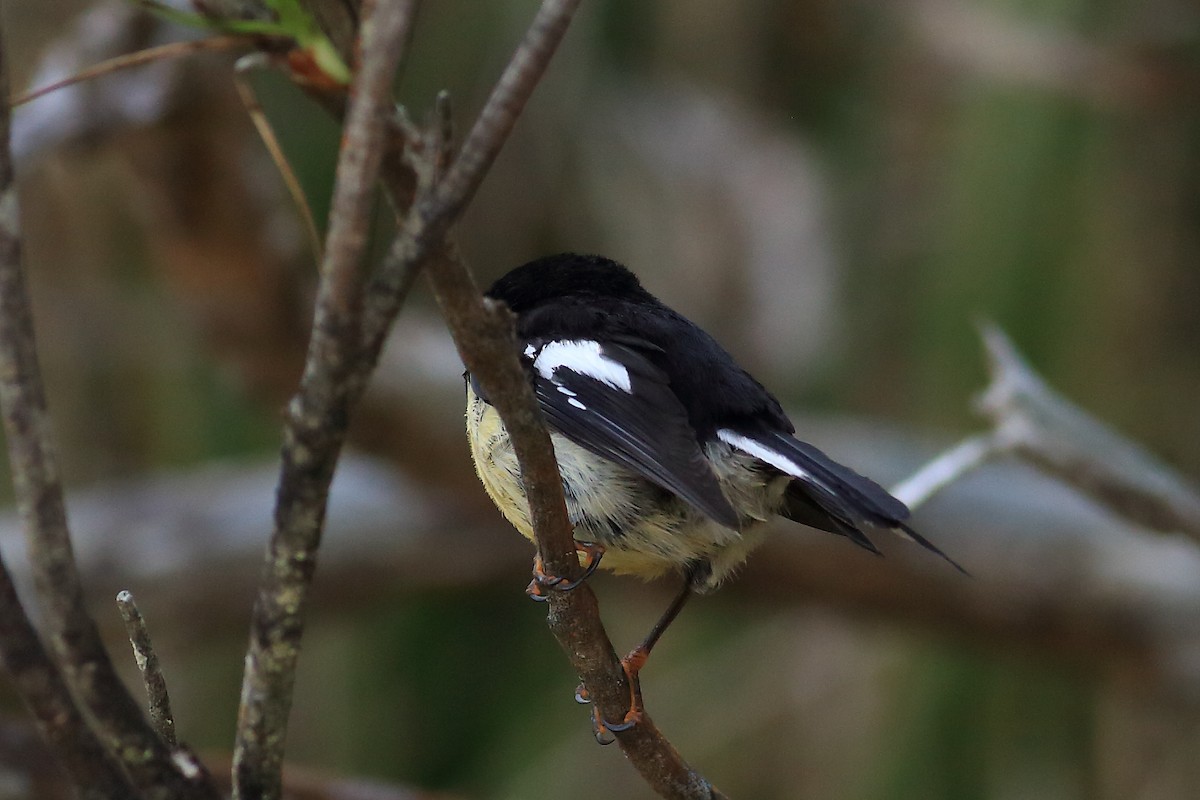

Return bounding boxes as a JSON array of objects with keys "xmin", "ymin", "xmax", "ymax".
[
  {"xmin": 0, "ymin": 16, "xmax": 218, "ymax": 800},
  {"xmin": 232, "ymin": 2, "xmax": 417, "ymax": 798}
]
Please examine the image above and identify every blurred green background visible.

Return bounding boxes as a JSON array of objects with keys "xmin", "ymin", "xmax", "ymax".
[{"xmin": 2, "ymin": 0, "xmax": 1199, "ymax": 798}]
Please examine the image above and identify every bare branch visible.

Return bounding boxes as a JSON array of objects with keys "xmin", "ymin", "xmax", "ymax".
[
  {"xmin": 0, "ymin": 19, "xmax": 219, "ymax": 800},
  {"xmin": 232, "ymin": 2, "xmax": 418, "ymax": 798},
  {"xmin": 431, "ymin": 90, "xmax": 455, "ymax": 177},
  {"xmin": 116, "ymin": 591, "xmax": 178, "ymax": 748},
  {"xmin": 891, "ymin": 323, "xmax": 1200, "ymax": 543},
  {"xmin": 977, "ymin": 324, "xmax": 1200, "ymax": 540}
]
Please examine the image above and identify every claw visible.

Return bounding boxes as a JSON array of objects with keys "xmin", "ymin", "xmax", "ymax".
[
  {"xmin": 525, "ymin": 544, "xmax": 605, "ymax": 601},
  {"xmin": 584, "ymin": 653, "xmax": 649, "ymax": 746},
  {"xmin": 590, "ymin": 706, "xmax": 617, "ymax": 745},
  {"xmin": 525, "ymin": 577, "xmax": 552, "ymax": 601},
  {"xmin": 601, "ymin": 710, "xmax": 642, "ymax": 733},
  {"xmin": 594, "ymin": 728, "xmax": 616, "ymax": 745},
  {"xmin": 557, "ymin": 543, "xmax": 604, "ymax": 590},
  {"xmin": 599, "ymin": 652, "xmax": 648, "ymax": 735}
]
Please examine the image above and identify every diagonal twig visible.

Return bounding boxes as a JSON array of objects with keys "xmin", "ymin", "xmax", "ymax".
[
  {"xmin": 9, "ymin": 36, "xmax": 254, "ymax": 107},
  {"xmin": 0, "ymin": 20, "xmax": 220, "ymax": 800},
  {"xmin": 891, "ymin": 432, "xmax": 1004, "ymax": 510},
  {"xmin": 117, "ymin": 591, "xmax": 178, "ymax": 748},
  {"xmin": 232, "ymin": 2, "xmax": 419, "ymax": 798},
  {"xmin": 235, "ymin": 53, "xmax": 327, "ymax": 267}
]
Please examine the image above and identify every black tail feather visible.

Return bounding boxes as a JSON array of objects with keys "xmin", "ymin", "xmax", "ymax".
[
  {"xmin": 896, "ymin": 522, "xmax": 970, "ymax": 576},
  {"xmin": 782, "ymin": 480, "xmax": 968, "ymax": 574},
  {"xmin": 781, "ymin": 482, "xmax": 882, "ymax": 555},
  {"xmin": 724, "ymin": 423, "xmax": 967, "ymax": 574}
]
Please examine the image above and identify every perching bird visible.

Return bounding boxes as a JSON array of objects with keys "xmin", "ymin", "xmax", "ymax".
[{"xmin": 464, "ymin": 253, "xmax": 963, "ymax": 733}]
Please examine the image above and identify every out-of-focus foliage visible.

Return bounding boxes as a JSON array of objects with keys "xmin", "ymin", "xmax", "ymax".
[{"xmin": 2, "ymin": 0, "xmax": 1198, "ymax": 798}]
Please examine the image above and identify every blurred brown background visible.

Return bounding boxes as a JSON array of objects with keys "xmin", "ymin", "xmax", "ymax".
[{"xmin": 2, "ymin": 0, "xmax": 1199, "ymax": 798}]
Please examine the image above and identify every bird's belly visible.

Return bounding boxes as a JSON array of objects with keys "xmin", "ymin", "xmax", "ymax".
[{"xmin": 466, "ymin": 388, "xmax": 765, "ymax": 586}]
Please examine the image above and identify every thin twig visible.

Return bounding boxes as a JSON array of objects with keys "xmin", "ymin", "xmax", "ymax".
[
  {"xmin": 232, "ymin": 2, "xmax": 418, "ymax": 798},
  {"xmin": 890, "ymin": 323, "xmax": 1200, "ymax": 537},
  {"xmin": 235, "ymin": 54, "xmax": 326, "ymax": 267},
  {"xmin": 891, "ymin": 432, "xmax": 1005, "ymax": 510},
  {"xmin": 8, "ymin": 35, "xmax": 253, "ymax": 107},
  {"xmin": 116, "ymin": 590, "xmax": 178, "ymax": 748},
  {"xmin": 431, "ymin": 90, "xmax": 455, "ymax": 178},
  {"xmin": 0, "ymin": 21, "xmax": 219, "ymax": 800},
  {"xmin": 362, "ymin": 0, "xmax": 586, "ymax": 352}
]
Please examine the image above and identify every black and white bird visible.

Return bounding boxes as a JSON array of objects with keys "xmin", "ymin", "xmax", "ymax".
[{"xmin": 464, "ymin": 253, "xmax": 963, "ymax": 729}]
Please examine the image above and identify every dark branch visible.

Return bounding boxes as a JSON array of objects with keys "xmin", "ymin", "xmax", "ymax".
[
  {"xmin": 232, "ymin": 2, "xmax": 419, "ymax": 798},
  {"xmin": 0, "ymin": 562, "xmax": 134, "ymax": 799},
  {"xmin": 0, "ymin": 18, "xmax": 218, "ymax": 800}
]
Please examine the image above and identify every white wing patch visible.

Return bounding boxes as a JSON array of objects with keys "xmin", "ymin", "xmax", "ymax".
[
  {"xmin": 533, "ymin": 340, "xmax": 633, "ymax": 393},
  {"xmin": 717, "ymin": 428, "xmax": 829, "ymax": 491}
]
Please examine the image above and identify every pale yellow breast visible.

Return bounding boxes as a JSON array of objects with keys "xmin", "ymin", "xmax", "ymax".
[
  {"xmin": 465, "ymin": 382, "xmax": 535, "ymax": 541},
  {"xmin": 465, "ymin": 382, "xmax": 787, "ymax": 588}
]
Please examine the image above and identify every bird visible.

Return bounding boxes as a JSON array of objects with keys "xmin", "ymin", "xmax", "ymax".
[{"xmin": 464, "ymin": 253, "xmax": 963, "ymax": 736}]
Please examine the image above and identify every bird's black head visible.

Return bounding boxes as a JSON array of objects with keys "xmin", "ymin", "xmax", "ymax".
[{"xmin": 485, "ymin": 253, "xmax": 650, "ymax": 314}]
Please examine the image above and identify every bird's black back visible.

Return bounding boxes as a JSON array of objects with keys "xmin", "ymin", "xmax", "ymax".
[{"xmin": 485, "ymin": 253, "xmax": 793, "ymax": 439}]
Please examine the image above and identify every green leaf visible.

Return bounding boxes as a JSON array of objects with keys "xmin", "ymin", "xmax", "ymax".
[{"xmin": 132, "ymin": 0, "xmax": 350, "ymax": 85}]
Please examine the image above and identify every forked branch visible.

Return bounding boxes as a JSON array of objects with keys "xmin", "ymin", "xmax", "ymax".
[{"xmin": 892, "ymin": 324, "xmax": 1200, "ymax": 540}]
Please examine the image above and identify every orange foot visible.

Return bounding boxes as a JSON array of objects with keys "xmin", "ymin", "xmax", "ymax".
[{"xmin": 586, "ymin": 647, "xmax": 649, "ymax": 743}]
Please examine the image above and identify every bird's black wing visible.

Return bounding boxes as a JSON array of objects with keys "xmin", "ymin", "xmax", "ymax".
[
  {"xmin": 526, "ymin": 338, "xmax": 740, "ymax": 530},
  {"xmin": 717, "ymin": 422, "xmax": 966, "ymax": 573}
]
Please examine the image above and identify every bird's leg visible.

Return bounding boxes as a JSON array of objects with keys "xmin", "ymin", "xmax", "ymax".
[
  {"xmin": 525, "ymin": 541, "xmax": 605, "ymax": 601},
  {"xmin": 595, "ymin": 579, "xmax": 693, "ymax": 737}
]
